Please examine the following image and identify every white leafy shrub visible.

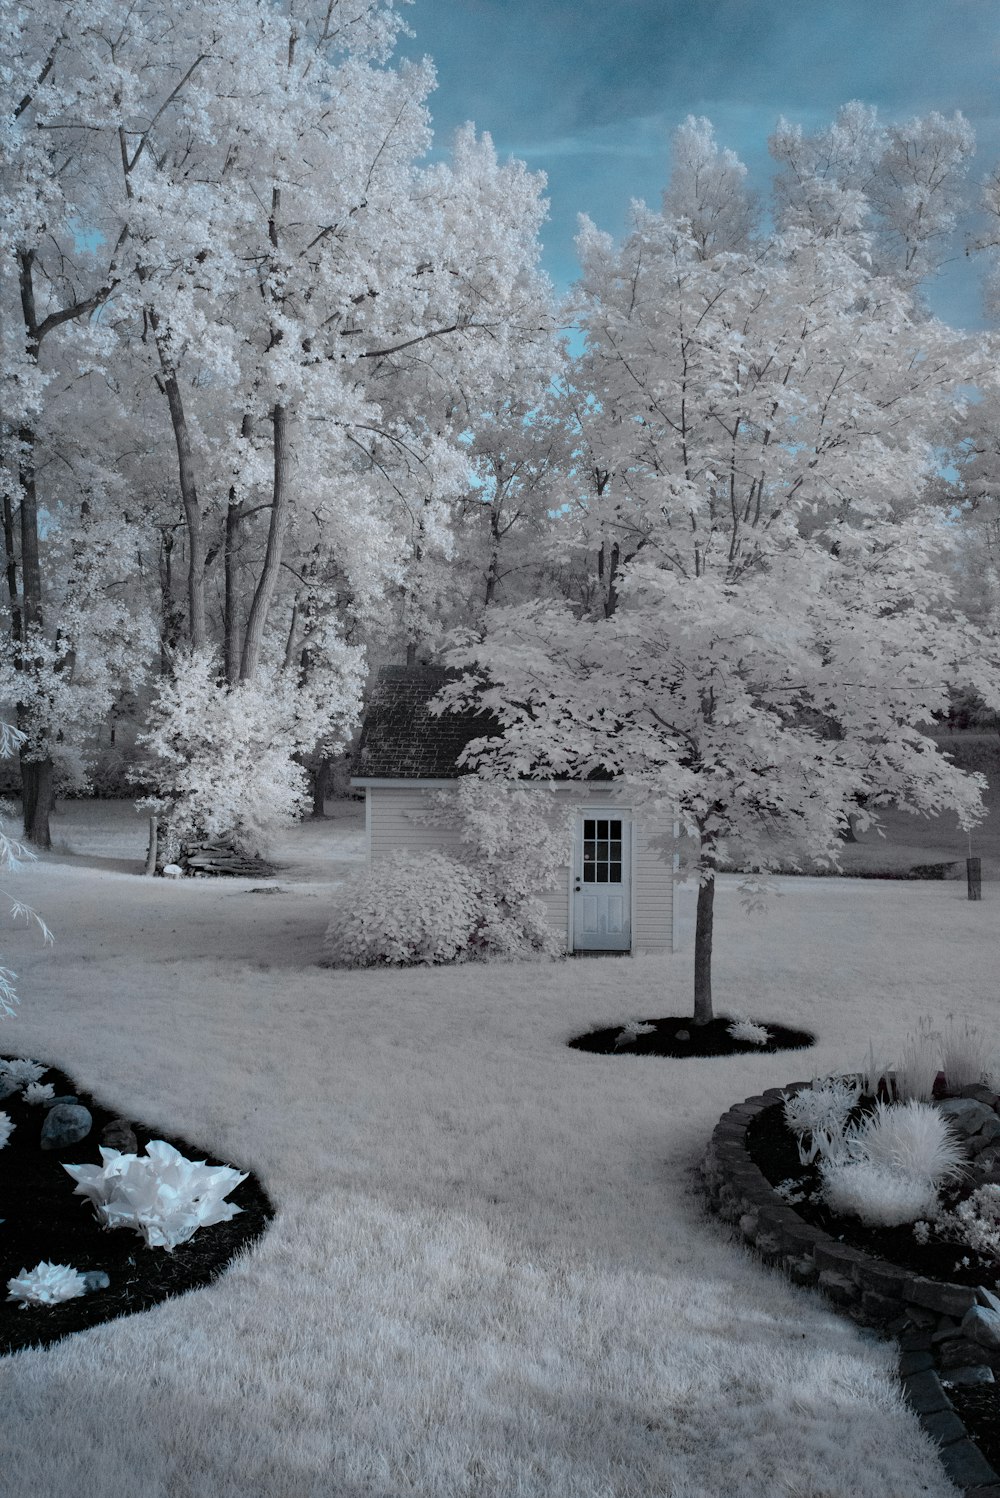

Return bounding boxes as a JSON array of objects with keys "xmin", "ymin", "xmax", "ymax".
[
  {"xmin": 413, "ymin": 781, "xmax": 573, "ymax": 959},
  {"xmin": 136, "ymin": 644, "xmax": 363, "ymax": 860},
  {"xmin": 820, "ymin": 1161, "xmax": 940, "ymax": 1228},
  {"xmin": 323, "ymin": 851, "xmax": 484, "ymax": 967},
  {"xmin": 63, "ymin": 1140, "xmax": 247, "ymax": 1251},
  {"xmin": 0, "ymin": 1112, "xmax": 13, "ymax": 1149},
  {"xmin": 7, "ymin": 1261, "xmax": 87, "ymax": 1308}
]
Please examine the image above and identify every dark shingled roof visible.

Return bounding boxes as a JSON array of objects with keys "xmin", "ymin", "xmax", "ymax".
[{"xmin": 352, "ymin": 665, "xmax": 502, "ymax": 780}]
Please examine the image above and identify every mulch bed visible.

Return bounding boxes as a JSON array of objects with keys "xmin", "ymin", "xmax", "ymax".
[
  {"xmin": 568, "ymin": 1014, "xmax": 816, "ymax": 1058},
  {"xmin": 0, "ymin": 1057, "xmax": 274, "ymax": 1357}
]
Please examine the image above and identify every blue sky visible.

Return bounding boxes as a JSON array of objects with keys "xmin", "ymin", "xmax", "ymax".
[{"xmin": 398, "ymin": 0, "xmax": 1000, "ymax": 329}]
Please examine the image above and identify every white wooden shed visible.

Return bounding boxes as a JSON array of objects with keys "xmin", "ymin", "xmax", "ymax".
[{"xmin": 351, "ymin": 665, "xmax": 681, "ymax": 955}]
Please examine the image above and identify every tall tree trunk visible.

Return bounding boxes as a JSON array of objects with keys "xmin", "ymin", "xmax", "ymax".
[
  {"xmin": 693, "ymin": 873, "xmax": 715, "ymax": 1026},
  {"xmin": 239, "ymin": 403, "xmax": 290, "ymax": 681},
  {"xmin": 311, "ymin": 756, "xmax": 331, "ymax": 817},
  {"xmin": 224, "ymin": 499, "xmax": 244, "ymax": 685},
  {"xmin": 16, "ymin": 254, "xmax": 53, "ymax": 846},
  {"xmin": 20, "ymin": 755, "xmax": 53, "ymax": 847},
  {"xmin": 153, "ymin": 332, "xmax": 206, "ymax": 650}
]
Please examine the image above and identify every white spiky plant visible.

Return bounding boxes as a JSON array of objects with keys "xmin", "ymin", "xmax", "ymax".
[{"xmin": 940, "ymin": 1014, "xmax": 987, "ymax": 1093}]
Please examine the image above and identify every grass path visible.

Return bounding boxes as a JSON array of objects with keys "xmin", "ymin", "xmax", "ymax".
[{"xmin": 0, "ymin": 802, "xmax": 989, "ymax": 1495}]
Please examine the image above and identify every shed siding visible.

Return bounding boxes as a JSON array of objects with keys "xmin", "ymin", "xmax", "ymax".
[{"xmin": 367, "ymin": 784, "xmax": 674, "ymax": 955}]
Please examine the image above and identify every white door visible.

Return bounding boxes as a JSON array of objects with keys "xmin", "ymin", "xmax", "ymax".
[{"xmin": 573, "ymin": 815, "xmax": 631, "ymax": 951}]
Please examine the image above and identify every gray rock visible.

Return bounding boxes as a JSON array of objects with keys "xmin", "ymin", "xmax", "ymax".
[
  {"xmin": 945, "ymin": 1363, "xmax": 995, "ymax": 1385},
  {"xmin": 977, "ymin": 1287, "xmax": 1000, "ymax": 1315},
  {"xmin": 0, "ymin": 1076, "xmax": 18, "ymax": 1101},
  {"xmin": 962, "ymin": 1306, "xmax": 1000, "ymax": 1350},
  {"xmin": 46, "ymin": 1094, "xmax": 78, "ymax": 1109},
  {"xmin": 101, "ymin": 1118, "xmax": 137, "ymax": 1154},
  {"xmin": 81, "ymin": 1270, "xmax": 110, "ymax": 1293},
  {"xmin": 937, "ymin": 1098, "xmax": 997, "ymax": 1135},
  {"xmin": 40, "ymin": 1103, "xmax": 93, "ymax": 1150},
  {"xmin": 976, "ymin": 1115, "xmax": 1000, "ymax": 1145}
]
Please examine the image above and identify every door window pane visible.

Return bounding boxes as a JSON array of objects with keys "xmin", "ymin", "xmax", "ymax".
[{"xmin": 581, "ymin": 818, "xmax": 624, "ymax": 884}]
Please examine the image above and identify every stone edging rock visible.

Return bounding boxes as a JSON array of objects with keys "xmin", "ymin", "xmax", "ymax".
[{"xmin": 701, "ymin": 1086, "xmax": 1000, "ymax": 1498}]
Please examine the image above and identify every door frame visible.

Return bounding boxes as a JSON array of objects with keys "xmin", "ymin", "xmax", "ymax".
[{"xmin": 568, "ymin": 806, "xmax": 636, "ymax": 954}]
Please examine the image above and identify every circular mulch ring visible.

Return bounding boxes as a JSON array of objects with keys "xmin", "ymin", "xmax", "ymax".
[{"xmin": 568, "ymin": 1015, "xmax": 816, "ymax": 1058}]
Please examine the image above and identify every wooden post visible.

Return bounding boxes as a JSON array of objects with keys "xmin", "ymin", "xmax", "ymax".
[{"xmin": 967, "ymin": 856, "xmax": 982, "ymax": 902}]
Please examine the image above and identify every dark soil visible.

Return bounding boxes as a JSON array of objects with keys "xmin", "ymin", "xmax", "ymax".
[
  {"xmin": 569, "ymin": 1014, "xmax": 816, "ymax": 1058},
  {"xmin": 947, "ymin": 1383, "xmax": 1000, "ymax": 1471},
  {"xmin": 745, "ymin": 1098, "xmax": 1000, "ymax": 1477},
  {"xmin": 0, "ymin": 1056, "xmax": 274, "ymax": 1357}
]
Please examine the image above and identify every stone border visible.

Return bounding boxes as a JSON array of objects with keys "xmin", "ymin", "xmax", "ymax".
[{"xmin": 701, "ymin": 1086, "xmax": 1000, "ymax": 1498}]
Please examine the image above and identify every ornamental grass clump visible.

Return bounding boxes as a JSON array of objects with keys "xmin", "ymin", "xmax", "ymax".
[
  {"xmin": 727, "ymin": 1017, "xmax": 770, "ymax": 1047},
  {"xmin": 818, "ymin": 1099, "xmax": 966, "ymax": 1229},
  {"xmin": 940, "ymin": 1014, "xmax": 989, "ymax": 1093}
]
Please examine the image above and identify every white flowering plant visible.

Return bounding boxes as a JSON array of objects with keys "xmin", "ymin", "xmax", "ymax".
[
  {"xmin": 63, "ymin": 1140, "xmax": 248, "ymax": 1252},
  {"xmin": 0, "ymin": 1113, "xmax": 14, "ymax": 1149},
  {"xmin": 23, "ymin": 1081, "xmax": 55, "ymax": 1105}
]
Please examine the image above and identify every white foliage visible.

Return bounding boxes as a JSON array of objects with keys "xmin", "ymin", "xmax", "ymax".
[
  {"xmin": 63, "ymin": 1140, "xmax": 247, "ymax": 1252},
  {"xmin": 934, "ymin": 1184, "xmax": 1000, "ymax": 1262},
  {"xmin": 782, "ymin": 1076, "xmax": 861, "ymax": 1163},
  {"xmin": 136, "ymin": 646, "xmax": 363, "ymax": 857},
  {"xmin": 412, "ymin": 781, "xmax": 574, "ymax": 958},
  {"xmin": 939, "ymin": 1014, "xmax": 989, "ymax": 1093},
  {"xmin": 6, "ymin": 1261, "xmax": 87, "ymax": 1309},
  {"xmin": 893, "ymin": 1017, "xmax": 941, "ymax": 1103},
  {"xmin": 0, "ymin": 1057, "xmax": 47, "ymax": 1087},
  {"xmin": 820, "ymin": 1161, "xmax": 940, "ymax": 1229},
  {"xmin": 23, "ymin": 1081, "xmax": 55, "ymax": 1105},
  {"xmin": 323, "ymin": 850, "xmax": 484, "ymax": 967},
  {"xmin": 614, "ymin": 1020, "xmax": 656, "ymax": 1048},
  {"xmin": 842, "ymin": 1099, "xmax": 966, "ymax": 1186},
  {"xmin": 0, "ymin": 1112, "xmax": 13, "ymax": 1148},
  {"xmin": 727, "ymin": 1017, "xmax": 770, "ymax": 1047}
]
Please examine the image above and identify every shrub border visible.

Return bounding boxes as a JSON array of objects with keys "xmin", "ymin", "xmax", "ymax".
[{"xmin": 701, "ymin": 1086, "xmax": 1000, "ymax": 1498}]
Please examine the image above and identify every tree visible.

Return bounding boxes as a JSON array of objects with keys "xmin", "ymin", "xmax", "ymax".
[
  {"xmin": 4, "ymin": 0, "xmax": 558, "ymax": 850},
  {"xmin": 438, "ymin": 137, "xmax": 999, "ymax": 1025}
]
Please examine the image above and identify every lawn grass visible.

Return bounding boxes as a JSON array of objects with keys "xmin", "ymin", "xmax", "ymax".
[{"xmin": 0, "ymin": 799, "xmax": 989, "ymax": 1496}]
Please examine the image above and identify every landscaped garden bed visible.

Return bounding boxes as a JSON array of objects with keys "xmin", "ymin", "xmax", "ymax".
[
  {"xmin": 0, "ymin": 1055, "xmax": 274, "ymax": 1356},
  {"xmin": 702, "ymin": 1058, "xmax": 1000, "ymax": 1498}
]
